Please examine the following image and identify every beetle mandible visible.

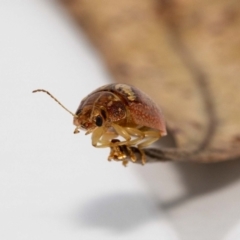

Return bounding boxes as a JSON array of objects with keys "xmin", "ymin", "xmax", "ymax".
[{"xmin": 33, "ymin": 83, "xmax": 167, "ymax": 165}]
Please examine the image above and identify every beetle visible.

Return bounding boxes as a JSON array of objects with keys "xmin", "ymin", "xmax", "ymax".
[{"xmin": 33, "ymin": 83, "xmax": 167, "ymax": 165}]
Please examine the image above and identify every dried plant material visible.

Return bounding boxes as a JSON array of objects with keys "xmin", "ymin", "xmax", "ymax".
[{"xmin": 60, "ymin": 0, "xmax": 240, "ymax": 163}]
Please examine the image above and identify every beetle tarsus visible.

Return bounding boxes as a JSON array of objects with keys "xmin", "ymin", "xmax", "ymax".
[
  {"xmin": 108, "ymin": 139, "xmax": 146, "ymax": 166},
  {"xmin": 138, "ymin": 148, "xmax": 146, "ymax": 165}
]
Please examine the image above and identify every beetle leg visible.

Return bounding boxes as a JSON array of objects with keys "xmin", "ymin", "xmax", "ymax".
[
  {"xmin": 108, "ymin": 139, "xmax": 127, "ymax": 162},
  {"xmin": 125, "ymin": 130, "xmax": 161, "ymax": 165},
  {"xmin": 91, "ymin": 127, "xmax": 106, "ymax": 147},
  {"xmin": 96, "ymin": 132, "xmax": 119, "ymax": 148},
  {"xmin": 108, "ymin": 139, "xmax": 137, "ymax": 166},
  {"xmin": 137, "ymin": 148, "xmax": 146, "ymax": 165},
  {"xmin": 124, "ymin": 127, "xmax": 145, "ymax": 145},
  {"xmin": 125, "ymin": 145, "xmax": 137, "ymax": 162},
  {"xmin": 112, "ymin": 127, "xmax": 144, "ymax": 146},
  {"xmin": 92, "ymin": 130, "xmax": 119, "ymax": 148},
  {"xmin": 126, "ymin": 127, "xmax": 145, "ymax": 137},
  {"xmin": 137, "ymin": 130, "xmax": 161, "ymax": 148},
  {"xmin": 101, "ymin": 131, "xmax": 118, "ymax": 143},
  {"xmin": 119, "ymin": 144, "xmax": 137, "ymax": 163},
  {"xmin": 108, "ymin": 128, "xmax": 160, "ymax": 164},
  {"xmin": 135, "ymin": 131, "xmax": 161, "ymax": 165},
  {"xmin": 112, "ymin": 123, "xmax": 131, "ymax": 141}
]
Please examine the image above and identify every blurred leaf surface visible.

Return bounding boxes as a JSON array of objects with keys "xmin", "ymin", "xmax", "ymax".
[{"xmin": 61, "ymin": 0, "xmax": 240, "ymax": 162}]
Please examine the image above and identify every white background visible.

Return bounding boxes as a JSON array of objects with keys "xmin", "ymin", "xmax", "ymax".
[{"xmin": 1, "ymin": 1, "xmax": 240, "ymax": 240}]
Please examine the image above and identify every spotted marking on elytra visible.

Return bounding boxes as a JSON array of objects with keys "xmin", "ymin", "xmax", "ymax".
[{"xmin": 115, "ymin": 84, "xmax": 136, "ymax": 101}]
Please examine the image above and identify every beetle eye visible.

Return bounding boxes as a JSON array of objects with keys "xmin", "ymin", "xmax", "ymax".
[{"xmin": 95, "ymin": 115, "xmax": 103, "ymax": 127}]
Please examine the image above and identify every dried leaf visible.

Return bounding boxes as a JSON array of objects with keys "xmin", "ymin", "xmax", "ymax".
[{"xmin": 60, "ymin": 0, "xmax": 240, "ymax": 163}]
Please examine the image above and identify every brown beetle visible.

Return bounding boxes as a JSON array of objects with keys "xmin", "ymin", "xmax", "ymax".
[{"xmin": 33, "ymin": 83, "xmax": 167, "ymax": 165}]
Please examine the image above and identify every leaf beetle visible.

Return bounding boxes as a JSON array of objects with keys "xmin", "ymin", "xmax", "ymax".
[{"xmin": 33, "ymin": 83, "xmax": 167, "ymax": 165}]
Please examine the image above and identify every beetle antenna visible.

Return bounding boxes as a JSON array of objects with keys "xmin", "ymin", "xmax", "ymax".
[{"xmin": 32, "ymin": 89, "xmax": 77, "ymax": 117}]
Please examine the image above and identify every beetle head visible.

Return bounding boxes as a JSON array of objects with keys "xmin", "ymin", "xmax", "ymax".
[{"xmin": 73, "ymin": 105, "xmax": 107, "ymax": 134}]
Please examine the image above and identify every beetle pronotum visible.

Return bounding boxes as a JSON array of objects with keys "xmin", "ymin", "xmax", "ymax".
[{"xmin": 33, "ymin": 83, "xmax": 167, "ymax": 165}]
